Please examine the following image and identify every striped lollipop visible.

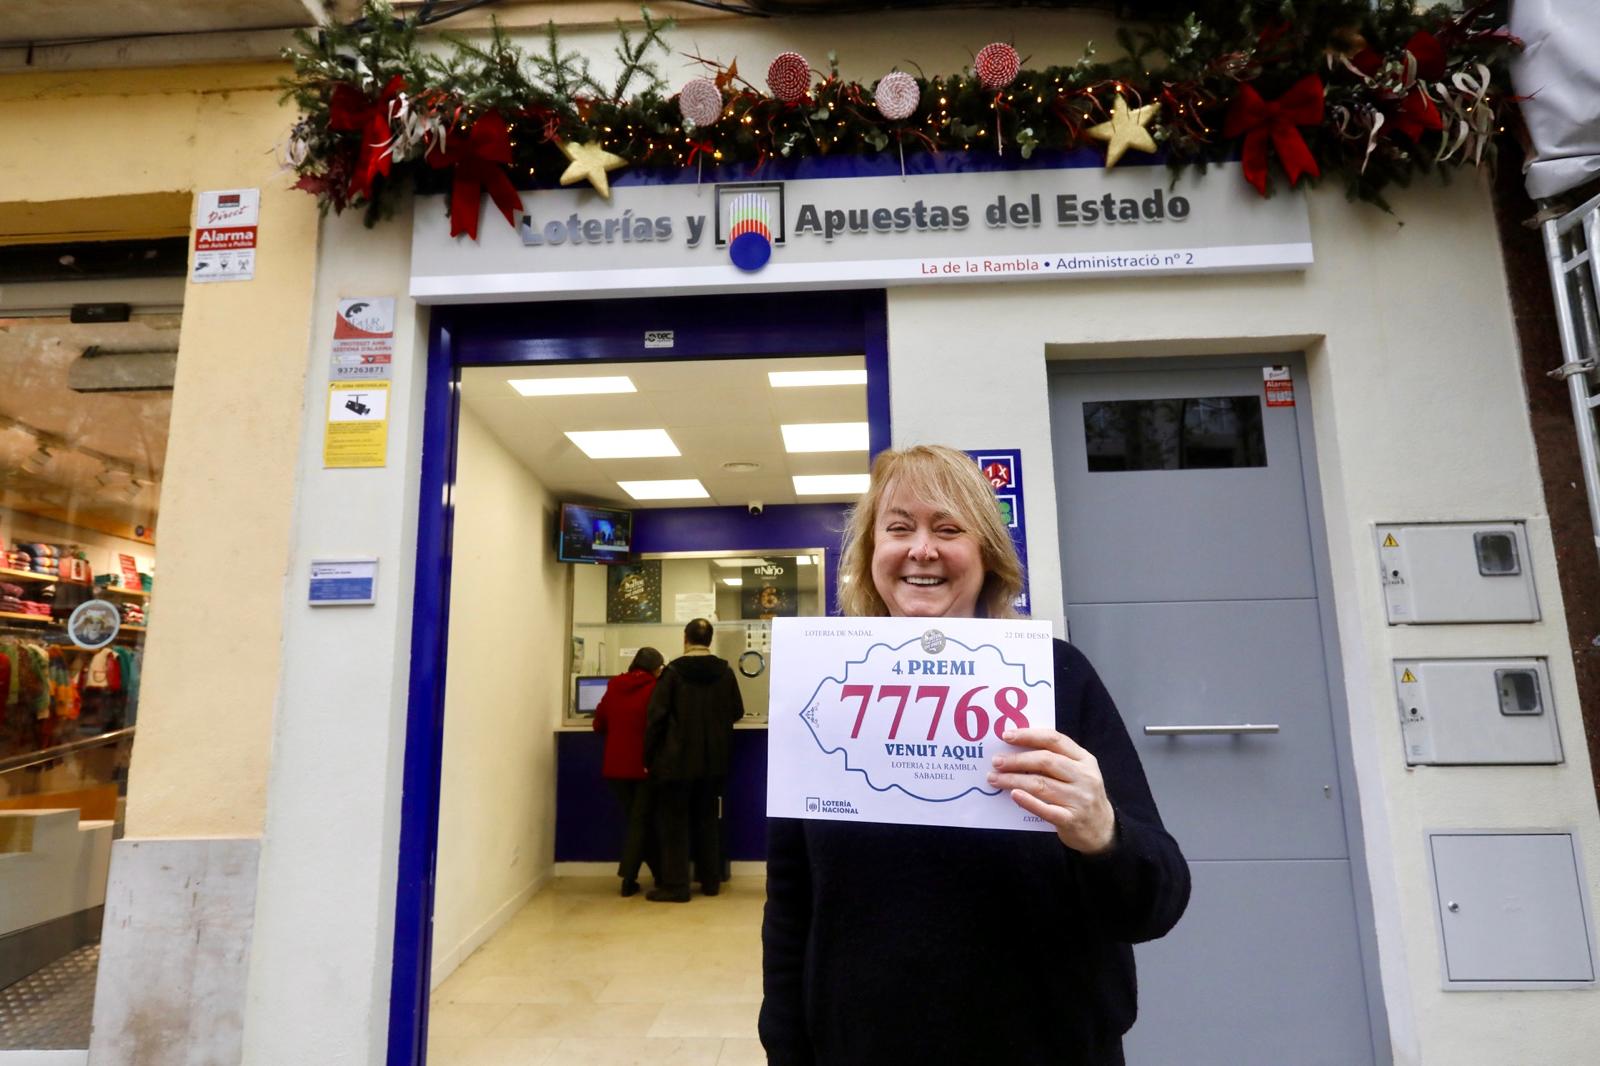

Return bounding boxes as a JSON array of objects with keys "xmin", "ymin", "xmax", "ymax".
[
  {"xmin": 679, "ymin": 77, "xmax": 723, "ymax": 128},
  {"xmin": 726, "ymin": 191, "xmax": 774, "ymax": 272},
  {"xmin": 975, "ymin": 42, "xmax": 1021, "ymax": 90},
  {"xmin": 874, "ymin": 71, "xmax": 920, "ymax": 121},
  {"xmin": 766, "ymin": 52, "xmax": 812, "ymax": 102}
]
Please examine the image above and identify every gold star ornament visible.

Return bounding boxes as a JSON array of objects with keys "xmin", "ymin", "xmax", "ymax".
[
  {"xmin": 1087, "ymin": 95, "xmax": 1159, "ymax": 169},
  {"xmin": 557, "ymin": 139, "xmax": 627, "ymax": 198}
]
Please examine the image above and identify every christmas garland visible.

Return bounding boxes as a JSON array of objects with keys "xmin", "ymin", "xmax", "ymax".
[{"xmin": 281, "ymin": 1, "xmax": 1521, "ymax": 238}]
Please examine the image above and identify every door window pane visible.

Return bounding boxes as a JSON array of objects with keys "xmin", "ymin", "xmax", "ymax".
[{"xmin": 1083, "ymin": 396, "xmax": 1267, "ymax": 471}]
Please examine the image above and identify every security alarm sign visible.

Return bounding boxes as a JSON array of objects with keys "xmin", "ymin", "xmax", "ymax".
[
  {"xmin": 192, "ymin": 189, "xmax": 259, "ymax": 284},
  {"xmin": 1263, "ymin": 365, "xmax": 1295, "ymax": 407},
  {"xmin": 331, "ymin": 297, "xmax": 396, "ymax": 380},
  {"xmin": 324, "ymin": 381, "xmax": 389, "ymax": 468}
]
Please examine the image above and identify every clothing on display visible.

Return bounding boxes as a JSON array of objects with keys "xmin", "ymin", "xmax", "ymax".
[{"xmin": 0, "ymin": 536, "xmax": 150, "ymax": 756}]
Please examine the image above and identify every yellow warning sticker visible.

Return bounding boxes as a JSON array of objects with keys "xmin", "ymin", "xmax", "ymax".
[
  {"xmin": 1400, "ymin": 668, "xmax": 1417, "ymax": 684},
  {"xmin": 1382, "ymin": 534, "xmax": 1399, "ymax": 548}
]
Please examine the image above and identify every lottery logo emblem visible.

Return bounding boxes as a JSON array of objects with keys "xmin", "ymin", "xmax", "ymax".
[
  {"xmin": 920, "ymin": 628, "xmax": 947, "ymax": 654},
  {"xmin": 727, "ymin": 192, "xmax": 774, "ymax": 272},
  {"xmin": 983, "ymin": 461, "xmax": 1012, "ymax": 489}
]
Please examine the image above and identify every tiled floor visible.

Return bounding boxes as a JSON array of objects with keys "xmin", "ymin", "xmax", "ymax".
[{"xmin": 427, "ymin": 876, "xmax": 765, "ymax": 1066}]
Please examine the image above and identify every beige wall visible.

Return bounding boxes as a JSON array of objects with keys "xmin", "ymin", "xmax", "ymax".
[
  {"xmin": 0, "ymin": 63, "xmax": 320, "ymax": 839},
  {"xmin": 430, "ymin": 405, "xmax": 569, "ymax": 984}
]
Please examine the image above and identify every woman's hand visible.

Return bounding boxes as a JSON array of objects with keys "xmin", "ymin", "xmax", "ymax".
[{"xmin": 987, "ymin": 726, "xmax": 1117, "ymax": 855}]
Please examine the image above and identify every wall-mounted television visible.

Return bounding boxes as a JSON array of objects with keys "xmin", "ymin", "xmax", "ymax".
[{"xmin": 558, "ymin": 503, "xmax": 634, "ymax": 564}]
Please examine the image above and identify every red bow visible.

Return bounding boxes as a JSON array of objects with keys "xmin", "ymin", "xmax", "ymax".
[
  {"xmin": 685, "ymin": 138, "xmax": 717, "ymax": 167},
  {"xmin": 1390, "ymin": 87, "xmax": 1444, "ymax": 144},
  {"xmin": 426, "ymin": 112, "xmax": 525, "ymax": 241},
  {"xmin": 1389, "ymin": 32, "xmax": 1446, "ymax": 144},
  {"xmin": 1404, "ymin": 31, "xmax": 1447, "ymax": 82},
  {"xmin": 328, "ymin": 75, "xmax": 406, "ymax": 201},
  {"xmin": 1224, "ymin": 75, "xmax": 1324, "ymax": 197}
]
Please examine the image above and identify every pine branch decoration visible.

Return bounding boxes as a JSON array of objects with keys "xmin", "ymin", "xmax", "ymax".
[
  {"xmin": 610, "ymin": 6, "xmax": 674, "ymax": 105},
  {"xmin": 281, "ymin": 0, "xmax": 1523, "ymax": 227}
]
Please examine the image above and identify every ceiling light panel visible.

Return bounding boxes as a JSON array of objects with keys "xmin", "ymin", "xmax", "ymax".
[
  {"xmin": 509, "ymin": 376, "xmax": 636, "ymax": 397},
  {"xmin": 781, "ymin": 422, "xmax": 869, "ymax": 453},
  {"xmin": 566, "ymin": 429, "xmax": 680, "ymax": 459},
  {"xmin": 722, "ymin": 577, "xmax": 744, "ymax": 586},
  {"xmin": 768, "ymin": 370, "xmax": 869, "ymax": 388},
  {"xmin": 793, "ymin": 474, "xmax": 871, "ymax": 496},
  {"xmin": 617, "ymin": 478, "xmax": 709, "ymax": 500}
]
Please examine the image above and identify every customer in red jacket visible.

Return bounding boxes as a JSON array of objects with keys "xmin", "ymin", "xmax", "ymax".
[{"xmin": 593, "ymin": 647, "xmax": 665, "ymax": 897}]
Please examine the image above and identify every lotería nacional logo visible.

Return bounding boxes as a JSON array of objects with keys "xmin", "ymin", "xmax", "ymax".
[
  {"xmin": 920, "ymin": 629, "xmax": 947, "ymax": 654},
  {"xmin": 716, "ymin": 181, "xmax": 785, "ymax": 272}
]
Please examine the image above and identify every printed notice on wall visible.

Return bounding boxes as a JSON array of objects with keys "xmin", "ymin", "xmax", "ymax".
[
  {"xmin": 675, "ymin": 591, "xmax": 718, "ymax": 622},
  {"xmin": 331, "ymin": 297, "xmax": 396, "ymax": 380},
  {"xmin": 192, "ymin": 188, "xmax": 259, "ymax": 283},
  {"xmin": 309, "ymin": 559, "xmax": 377, "ymax": 606},
  {"xmin": 324, "ymin": 381, "xmax": 389, "ymax": 468}
]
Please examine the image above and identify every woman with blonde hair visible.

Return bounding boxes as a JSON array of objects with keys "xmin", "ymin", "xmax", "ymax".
[{"xmin": 760, "ymin": 444, "xmax": 1189, "ymax": 1066}]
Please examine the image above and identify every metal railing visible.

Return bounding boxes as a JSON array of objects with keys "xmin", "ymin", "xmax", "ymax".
[
  {"xmin": 0, "ymin": 728, "xmax": 135, "ymax": 777},
  {"xmin": 1543, "ymin": 187, "xmax": 1600, "ymax": 568}
]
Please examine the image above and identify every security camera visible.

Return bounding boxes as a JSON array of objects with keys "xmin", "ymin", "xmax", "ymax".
[{"xmin": 747, "ymin": 501, "xmax": 764, "ymax": 516}]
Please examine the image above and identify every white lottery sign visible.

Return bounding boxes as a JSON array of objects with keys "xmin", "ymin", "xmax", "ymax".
[{"xmin": 767, "ymin": 616, "xmax": 1056, "ymax": 832}]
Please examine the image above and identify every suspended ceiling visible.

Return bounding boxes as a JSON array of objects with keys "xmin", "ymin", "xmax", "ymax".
[
  {"xmin": 458, "ymin": 355, "xmax": 869, "ymax": 508},
  {"xmin": 0, "ymin": 316, "xmax": 175, "ymax": 527}
]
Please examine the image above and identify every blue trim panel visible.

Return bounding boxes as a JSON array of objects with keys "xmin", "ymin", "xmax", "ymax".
[
  {"xmin": 585, "ymin": 146, "xmax": 1159, "ymax": 190},
  {"xmin": 863, "ymin": 297, "xmax": 891, "ymax": 460},
  {"xmin": 386, "ymin": 318, "xmax": 461, "ymax": 1066},
  {"xmin": 447, "ymin": 290, "xmax": 876, "ymax": 367},
  {"xmin": 389, "ymin": 288, "xmax": 889, "ymax": 1063},
  {"xmin": 555, "ymin": 730, "xmax": 769, "ymax": 862},
  {"xmin": 632, "ymin": 502, "xmax": 847, "ymax": 616}
]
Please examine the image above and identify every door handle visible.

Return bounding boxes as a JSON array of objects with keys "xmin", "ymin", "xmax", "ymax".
[{"xmin": 1143, "ymin": 723, "xmax": 1281, "ymax": 736}]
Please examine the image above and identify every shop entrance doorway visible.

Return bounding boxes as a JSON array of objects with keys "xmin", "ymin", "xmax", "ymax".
[
  {"xmin": 1049, "ymin": 360, "xmax": 1390, "ymax": 1065},
  {"xmin": 395, "ymin": 291, "xmax": 888, "ymax": 1064}
]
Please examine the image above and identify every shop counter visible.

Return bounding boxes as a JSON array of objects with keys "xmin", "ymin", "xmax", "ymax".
[{"xmin": 555, "ymin": 724, "xmax": 769, "ymax": 863}]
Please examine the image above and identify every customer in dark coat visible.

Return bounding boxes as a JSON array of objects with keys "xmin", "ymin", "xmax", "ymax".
[
  {"xmin": 643, "ymin": 618, "xmax": 745, "ymax": 902},
  {"xmin": 759, "ymin": 445, "xmax": 1189, "ymax": 1065},
  {"xmin": 592, "ymin": 646, "xmax": 664, "ymax": 897}
]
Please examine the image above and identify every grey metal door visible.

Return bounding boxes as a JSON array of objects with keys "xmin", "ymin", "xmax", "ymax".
[{"xmin": 1050, "ymin": 362, "xmax": 1385, "ymax": 1066}]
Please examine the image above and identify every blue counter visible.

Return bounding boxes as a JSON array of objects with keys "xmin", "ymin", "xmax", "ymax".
[{"xmin": 554, "ymin": 727, "xmax": 769, "ymax": 862}]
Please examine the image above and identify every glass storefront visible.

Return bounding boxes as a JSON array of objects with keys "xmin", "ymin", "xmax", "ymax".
[
  {"xmin": 0, "ymin": 304, "xmax": 175, "ymax": 1049},
  {"xmin": 566, "ymin": 549, "xmax": 826, "ymax": 727}
]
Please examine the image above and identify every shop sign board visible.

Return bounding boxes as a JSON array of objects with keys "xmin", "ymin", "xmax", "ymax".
[
  {"xmin": 192, "ymin": 188, "xmax": 259, "ymax": 283},
  {"xmin": 767, "ymin": 616, "xmax": 1056, "ymax": 832},
  {"xmin": 410, "ymin": 160, "xmax": 1310, "ymax": 303}
]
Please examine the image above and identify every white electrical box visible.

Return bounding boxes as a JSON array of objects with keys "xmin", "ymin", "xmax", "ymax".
[
  {"xmin": 1428, "ymin": 831, "xmax": 1598, "ymax": 990},
  {"xmin": 1396, "ymin": 659, "xmax": 1562, "ymax": 766},
  {"xmin": 1377, "ymin": 522, "xmax": 1539, "ymax": 624}
]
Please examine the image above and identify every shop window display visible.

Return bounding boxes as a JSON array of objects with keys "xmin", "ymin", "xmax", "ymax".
[{"xmin": 0, "ymin": 310, "xmax": 174, "ymax": 1050}]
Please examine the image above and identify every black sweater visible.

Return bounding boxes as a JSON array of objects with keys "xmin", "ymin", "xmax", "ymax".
[
  {"xmin": 644, "ymin": 652, "xmax": 745, "ymax": 781},
  {"xmin": 759, "ymin": 639, "xmax": 1190, "ymax": 1066}
]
